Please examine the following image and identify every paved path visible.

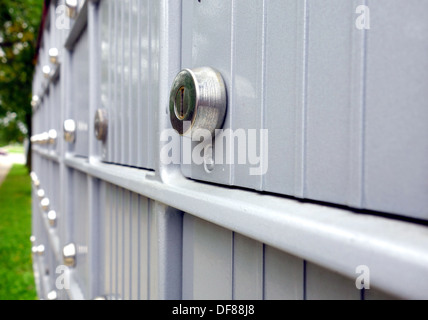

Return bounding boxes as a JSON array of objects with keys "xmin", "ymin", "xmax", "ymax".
[{"xmin": 0, "ymin": 154, "xmax": 26, "ymax": 187}]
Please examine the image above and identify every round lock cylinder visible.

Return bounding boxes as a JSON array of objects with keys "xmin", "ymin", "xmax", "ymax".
[
  {"xmin": 94, "ymin": 109, "xmax": 108, "ymax": 142},
  {"xmin": 49, "ymin": 48, "xmax": 59, "ymax": 65},
  {"xmin": 41, "ymin": 198, "xmax": 50, "ymax": 212},
  {"xmin": 63, "ymin": 119, "xmax": 76, "ymax": 143},
  {"xmin": 48, "ymin": 129, "xmax": 58, "ymax": 145},
  {"xmin": 63, "ymin": 243, "xmax": 76, "ymax": 268},
  {"xmin": 169, "ymin": 67, "xmax": 227, "ymax": 138},
  {"xmin": 47, "ymin": 210, "xmax": 57, "ymax": 227}
]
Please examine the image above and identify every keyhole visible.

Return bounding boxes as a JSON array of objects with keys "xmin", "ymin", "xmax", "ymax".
[{"xmin": 175, "ymin": 86, "xmax": 189, "ymax": 120}]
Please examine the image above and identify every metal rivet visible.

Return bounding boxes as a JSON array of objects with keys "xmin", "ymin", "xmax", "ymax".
[
  {"xmin": 203, "ymin": 144, "xmax": 215, "ymax": 173},
  {"xmin": 48, "ymin": 129, "xmax": 58, "ymax": 145},
  {"xmin": 47, "ymin": 290, "xmax": 58, "ymax": 300},
  {"xmin": 37, "ymin": 189, "xmax": 45, "ymax": 200},
  {"xmin": 36, "ymin": 244, "xmax": 45, "ymax": 256},
  {"xmin": 63, "ymin": 243, "xmax": 76, "ymax": 268},
  {"xmin": 40, "ymin": 132, "xmax": 49, "ymax": 145},
  {"xmin": 63, "ymin": 119, "xmax": 76, "ymax": 143},
  {"xmin": 94, "ymin": 109, "xmax": 108, "ymax": 142},
  {"xmin": 47, "ymin": 210, "xmax": 57, "ymax": 227},
  {"xmin": 43, "ymin": 65, "xmax": 51, "ymax": 79},
  {"xmin": 31, "ymin": 95, "xmax": 40, "ymax": 108},
  {"xmin": 41, "ymin": 198, "xmax": 50, "ymax": 212},
  {"xmin": 65, "ymin": 0, "xmax": 78, "ymax": 18},
  {"xmin": 169, "ymin": 67, "xmax": 227, "ymax": 138},
  {"xmin": 49, "ymin": 48, "xmax": 59, "ymax": 65}
]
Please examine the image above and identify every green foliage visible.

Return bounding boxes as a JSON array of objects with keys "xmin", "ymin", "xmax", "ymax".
[
  {"xmin": 0, "ymin": 164, "xmax": 37, "ymax": 300},
  {"xmin": 0, "ymin": 0, "xmax": 43, "ymax": 143}
]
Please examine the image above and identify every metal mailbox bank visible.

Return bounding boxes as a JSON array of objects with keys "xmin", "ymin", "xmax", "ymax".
[{"xmin": 30, "ymin": 0, "xmax": 428, "ymax": 300}]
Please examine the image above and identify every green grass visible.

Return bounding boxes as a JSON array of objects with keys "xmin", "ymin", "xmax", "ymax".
[
  {"xmin": 0, "ymin": 165, "xmax": 37, "ymax": 300},
  {"xmin": 2, "ymin": 144, "xmax": 24, "ymax": 154}
]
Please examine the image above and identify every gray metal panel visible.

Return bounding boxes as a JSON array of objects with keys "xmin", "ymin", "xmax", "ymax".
[
  {"xmin": 72, "ymin": 30, "xmax": 90, "ymax": 157},
  {"xmin": 263, "ymin": 0, "xmax": 303, "ymax": 196},
  {"xmin": 183, "ymin": 214, "xmax": 233, "ymax": 300},
  {"xmin": 364, "ymin": 0, "xmax": 428, "ymax": 219},
  {"xmin": 181, "ymin": 0, "xmax": 233, "ymax": 184},
  {"xmin": 264, "ymin": 246, "xmax": 304, "ymax": 300},
  {"xmin": 305, "ymin": 0, "xmax": 365, "ymax": 206},
  {"xmin": 99, "ymin": 0, "xmax": 157, "ymax": 169},
  {"xmin": 365, "ymin": 288, "xmax": 399, "ymax": 301},
  {"xmin": 73, "ymin": 170, "xmax": 89, "ymax": 298},
  {"xmin": 233, "ymin": 234, "xmax": 263, "ymax": 300},
  {"xmin": 305, "ymin": 263, "xmax": 361, "ymax": 300}
]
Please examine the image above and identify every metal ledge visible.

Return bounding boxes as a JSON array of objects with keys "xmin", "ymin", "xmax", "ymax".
[
  {"xmin": 64, "ymin": 156, "xmax": 428, "ymax": 299},
  {"xmin": 32, "ymin": 147, "xmax": 61, "ymax": 163}
]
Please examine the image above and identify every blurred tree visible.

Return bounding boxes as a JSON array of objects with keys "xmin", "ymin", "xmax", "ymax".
[{"xmin": 0, "ymin": 0, "xmax": 43, "ymax": 146}]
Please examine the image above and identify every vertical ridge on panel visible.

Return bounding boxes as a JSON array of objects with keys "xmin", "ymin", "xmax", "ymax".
[
  {"xmin": 148, "ymin": 0, "xmax": 158, "ymax": 170},
  {"xmin": 348, "ymin": 0, "xmax": 367, "ymax": 208},
  {"xmin": 112, "ymin": 0, "xmax": 119, "ymax": 164},
  {"xmin": 139, "ymin": 195, "xmax": 149, "ymax": 300},
  {"xmin": 264, "ymin": 246, "xmax": 304, "ymax": 300},
  {"xmin": 100, "ymin": 0, "xmax": 110, "ymax": 161},
  {"xmin": 186, "ymin": 0, "xmax": 233, "ymax": 185},
  {"xmin": 305, "ymin": 263, "xmax": 360, "ymax": 300},
  {"xmin": 104, "ymin": 183, "xmax": 111, "ymax": 297},
  {"xmin": 305, "ymin": 0, "xmax": 362, "ymax": 205},
  {"xmin": 131, "ymin": 192, "xmax": 139, "ymax": 300},
  {"xmin": 107, "ymin": 0, "xmax": 113, "ymax": 163},
  {"xmin": 148, "ymin": 200, "xmax": 159, "ymax": 300},
  {"xmin": 233, "ymin": 234, "xmax": 263, "ymax": 300},
  {"xmin": 117, "ymin": 187, "xmax": 124, "ymax": 300},
  {"xmin": 111, "ymin": 185, "xmax": 117, "ymax": 297},
  {"xmin": 294, "ymin": 0, "xmax": 309, "ymax": 198},
  {"xmin": 123, "ymin": 189, "xmax": 131, "ymax": 300},
  {"xmin": 130, "ymin": 0, "xmax": 140, "ymax": 167},
  {"xmin": 364, "ymin": 0, "xmax": 428, "ymax": 219},
  {"xmin": 118, "ymin": 1, "xmax": 124, "ymax": 165},
  {"xmin": 139, "ymin": 0, "xmax": 150, "ymax": 168},
  {"xmin": 123, "ymin": 0, "xmax": 130, "ymax": 166},
  {"xmin": 182, "ymin": 214, "xmax": 195, "ymax": 300},
  {"xmin": 232, "ymin": 0, "xmax": 264, "ymax": 190},
  {"xmin": 264, "ymin": 0, "xmax": 300, "ymax": 195},
  {"xmin": 191, "ymin": 216, "xmax": 233, "ymax": 300}
]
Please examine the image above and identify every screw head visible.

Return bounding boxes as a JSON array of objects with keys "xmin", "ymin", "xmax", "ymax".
[
  {"xmin": 63, "ymin": 119, "xmax": 76, "ymax": 143},
  {"xmin": 94, "ymin": 109, "xmax": 108, "ymax": 142},
  {"xmin": 42, "ymin": 65, "xmax": 51, "ymax": 79},
  {"xmin": 47, "ymin": 210, "xmax": 57, "ymax": 227},
  {"xmin": 49, "ymin": 48, "xmax": 59, "ymax": 64},
  {"xmin": 41, "ymin": 197, "xmax": 50, "ymax": 212},
  {"xmin": 169, "ymin": 67, "xmax": 227, "ymax": 138},
  {"xmin": 63, "ymin": 243, "xmax": 76, "ymax": 268},
  {"xmin": 37, "ymin": 189, "xmax": 45, "ymax": 200},
  {"xmin": 31, "ymin": 95, "xmax": 40, "ymax": 109},
  {"xmin": 36, "ymin": 244, "xmax": 45, "ymax": 256},
  {"xmin": 48, "ymin": 129, "xmax": 58, "ymax": 145},
  {"xmin": 40, "ymin": 132, "xmax": 49, "ymax": 145},
  {"xmin": 65, "ymin": 0, "xmax": 78, "ymax": 18},
  {"xmin": 47, "ymin": 290, "xmax": 58, "ymax": 300}
]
